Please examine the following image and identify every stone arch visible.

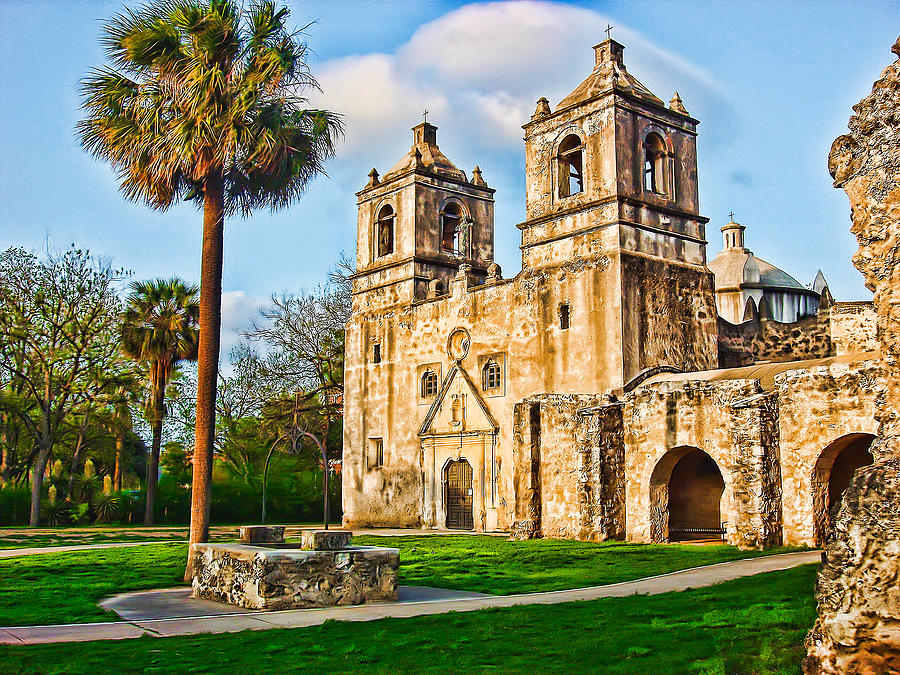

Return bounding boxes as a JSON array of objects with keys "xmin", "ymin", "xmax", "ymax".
[
  {"xmin": 552, "ymin": 126, "xmax": 587, "ymax": 200},
  {"xmin": 649, "ymin": 446, "xmax": 725, "ymax": 542},
  {"xmin": 374, "ymin": 202, "xmax": 395, "ymax": 259},
  {"xmin": 439, "ymin": 198, "xmax": 469, "ymax": 256},
  {"xmin": 812, "ymin": 433, "xmax": 875, "ymax": 545}
]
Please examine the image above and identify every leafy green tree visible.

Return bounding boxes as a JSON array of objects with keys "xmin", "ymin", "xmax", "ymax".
[
  {"xmin": 0, "ymin": 247, "xmax": 128, "ymax": 525},
  {"xmin": 77, "ymin": 0, "xmax": 342, "ymax": 570},
  {"xmin": 120, "ymin": 278, "xmax": 199, "ymax": 525}
]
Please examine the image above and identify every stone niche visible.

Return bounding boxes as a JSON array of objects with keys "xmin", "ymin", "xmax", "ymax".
[{"xmin": 191, "ymin": 531, "xmax": 399, "ymax": 610}]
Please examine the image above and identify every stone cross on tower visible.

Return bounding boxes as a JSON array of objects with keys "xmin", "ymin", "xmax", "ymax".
[{"xmin": 605, "ymin": 24, "xmax": 613, "ymax": 40}]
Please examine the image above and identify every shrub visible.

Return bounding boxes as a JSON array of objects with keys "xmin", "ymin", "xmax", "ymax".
[{"xmin": 40, "ymin": 497, "xmax": 71, "ymax": 526}]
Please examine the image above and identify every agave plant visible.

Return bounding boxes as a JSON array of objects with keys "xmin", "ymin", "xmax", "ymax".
[
  {"xmin": 92, "ymin": 491, "xmax": 122, "ymax": 524},
  {"xmin": 40, "ymin": 496, "xmax": 71, "ymax": 527}
]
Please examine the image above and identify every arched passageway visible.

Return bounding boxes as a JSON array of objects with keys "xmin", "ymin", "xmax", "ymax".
[
  {"xmin": 649, "ymin": 447, "xmax": 725, "ymax": 542},
  {"xmin": 812, "ymin": 433, "xmax": 875, "ymax": 545}
]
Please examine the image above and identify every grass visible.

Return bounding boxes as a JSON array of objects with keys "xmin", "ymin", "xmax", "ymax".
[
  {"xmin": 0, "ymin": 536, "xmax": 805, "ymax": 627},
  {"xmin": 0, "ymin": 523, "xmax": 328, "ymax": 549},
  {"xmin": 353, "ymin": 535, "xmax": 805, "ymax": 595},
  {"xmin": 0, "ymin": 564, "xmax": 819, "ymax": 674},
  {"xmin": 0, "ymin": 543, "xmax": 187, "ymax": 626}
]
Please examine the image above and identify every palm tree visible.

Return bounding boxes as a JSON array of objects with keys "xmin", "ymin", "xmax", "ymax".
[
  {"xmin": 121, "ymin": 278, "xmax": 199, "ymax": 525},
  {"xmin": 77, "ymin": 1, "xmax": 341, "ymax": 575}
]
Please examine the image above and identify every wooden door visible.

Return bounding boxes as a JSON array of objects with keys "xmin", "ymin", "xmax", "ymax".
[{"xmin": 445, "ymin": 460, "xmax": 474, "ymax": 529}]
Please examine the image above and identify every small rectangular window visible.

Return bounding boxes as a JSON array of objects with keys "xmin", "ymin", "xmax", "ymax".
[
  {"xmin": 367, "ymin": 438, "xmax": 384, "ymax": 469},
  {"xmin": 559, "ymin": 303, "xmax": 570, "ymax": 330},
  {"xmin": 373, "ymin": 343, "xmax": 381, "ymax": 364}
]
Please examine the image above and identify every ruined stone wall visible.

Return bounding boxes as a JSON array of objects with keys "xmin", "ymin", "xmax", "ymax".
[
  {"xmin": 805, "ymin": 38, "xmax": 900, "ymax": 673},
  {"xmin": 777, "ymin": 360, "xmax": 878, "ymax": 547},
  {"xmin": 511, "ymin": 394, "xmax": 625, "ymax": 541},
  {"xmin": 623, "ymin": 378, "xmax": 783, "ymax": 549},
  {"xmin": 828, "ymin": 301, "xmax": 878, "ymax": 355},
  {"xmin": 717, "ymin": 311, "xmax": 833, "ymax": 367}
]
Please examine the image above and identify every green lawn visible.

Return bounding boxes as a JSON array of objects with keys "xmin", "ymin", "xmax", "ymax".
[
  {"xmin": 353, "ymin": 534, "xmax": 804, "ymax": 595},
  {"xmin": 0, "ymin": 564, "xmax": 818, "ymax": 674},
  {"xmin": 0, "ymin": 537, "xmax": 804, "ymax": 627}
]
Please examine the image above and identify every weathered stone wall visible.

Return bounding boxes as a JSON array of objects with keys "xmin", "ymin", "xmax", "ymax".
[
  {"xmin": 620, "ymin": 254, "xmax": 718, "ymax": 381},
  {"xmin": 776, "ymin": 359, "xmax": 879, "ymax": 547},
  {"xmin": 805, "ymin": 37, "xmax": 900, "ymax": 674},
  {"xmin": 511, "ymin": 394, "xmax": 625, "ymax": 541},
  {"xmin": 829, "ymin": 301, "xmax": 878, "ymax": 355},
  {"xmin": 717, "ymin": 311, "xmax": 833, "ymax": 367},
  {"xmin": 623, "ymin": 378, "xmax": 782, "ymax": 549},
  {"xmin": 191, "ymin": 543, "xmax": 399, "ymax": 610}
]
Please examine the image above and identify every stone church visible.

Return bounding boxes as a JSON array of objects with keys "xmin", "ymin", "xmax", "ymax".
[{"xmin": 342, "ymin": 38, "xmax": 879, "ymax": 548}]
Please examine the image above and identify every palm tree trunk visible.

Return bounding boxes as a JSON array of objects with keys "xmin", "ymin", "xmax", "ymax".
[
  {"xmin": 185, "ymin": 171, "xmax": 225, "ymax": 582},
  {"xmin": 114, "ymin": 434, "xmax": 123, "ymax": 491},
  {"xmin": 144, "ymin": 400, "xmax": 164, "ymax": 525},
  {"xmin": 0, "ymin": 411, "xmax": 9, "ymax": 487}
]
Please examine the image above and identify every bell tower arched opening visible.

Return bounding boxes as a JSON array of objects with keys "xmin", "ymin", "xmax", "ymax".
[{"xmin": 556, "ymin": 133, "xmax": 584, "ymax": 198}]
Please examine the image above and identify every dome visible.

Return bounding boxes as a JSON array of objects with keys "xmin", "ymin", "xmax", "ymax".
[
  {"xmin": 708, "ymin": 219, "xmax": 820, "ymax": 324},
  {"xmin": 755, "ymin": 257, "xmax": 806, "ymax": 291}
]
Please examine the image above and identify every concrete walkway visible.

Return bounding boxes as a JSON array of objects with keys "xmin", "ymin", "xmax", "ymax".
[{"xmin": 0, "ymin": 550, "xmax": 821, "ymax": 646}]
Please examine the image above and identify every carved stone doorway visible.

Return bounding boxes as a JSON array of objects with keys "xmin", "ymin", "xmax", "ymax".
[{"xmin": 444, "ymin": 459, "xmax": 474, "ymax": 530}]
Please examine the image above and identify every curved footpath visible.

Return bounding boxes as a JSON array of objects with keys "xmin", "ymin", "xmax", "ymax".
[{"xmin": 0, "ymin": 550, "xmax": 821, "ymax": 645}]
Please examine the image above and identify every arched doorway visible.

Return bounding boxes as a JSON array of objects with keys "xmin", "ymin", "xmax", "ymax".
[
  {"xmin": 812, "ymin": 433, "xmax": 875, "ymax": 545},
  {"xmin": 650, "ymin": 447, "xmax": 725, "ymax": 542},
  {"xmin": 444, "ymin": 459, "xmax": 473, "ymax": 530}
]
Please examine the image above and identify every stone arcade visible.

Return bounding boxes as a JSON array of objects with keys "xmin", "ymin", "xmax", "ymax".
[{"xmin": 342, "ymin": 38, "xmax": 878, "ymax": 550}]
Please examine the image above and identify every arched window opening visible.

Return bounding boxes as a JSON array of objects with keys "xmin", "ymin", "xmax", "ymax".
[
  {"xmin": 376, "ymin": 205, "xmax": 394, "ymax": 258},
  {"xmin": 643, "ymin": 133, "xmax": 667, "ymax": 195},
  {"xmin": 557, "ymin": 134, "xmax": 584, "ymax": 198},
  {"xmin": 482, "ymin": 360, "xmax": 502, "ymax": 392},
  {"xmin": 421, "ymin": 370, "xmax": 438, "ymax": 398},
  {"xmin": 441, "ymin": 203, "xmax": 463, "ymax": 255}
]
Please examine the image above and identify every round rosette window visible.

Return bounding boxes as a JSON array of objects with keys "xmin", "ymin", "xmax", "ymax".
[{"xmin": 447, "ymin": 328, "xmax": 471, "ymax": 361}]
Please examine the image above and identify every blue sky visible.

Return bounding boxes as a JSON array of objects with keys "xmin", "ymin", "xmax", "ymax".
[{"xmin": 1, "ymin": 0, "xmax": 896, "ymax": 349}]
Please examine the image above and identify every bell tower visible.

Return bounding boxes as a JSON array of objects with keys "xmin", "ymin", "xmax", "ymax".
[
  {"xmin": 351, "ymin": 122, "xmax": 495, "ymax": 308},
  {"xmin": 520, "ymin": 39, "xmax": 718, "ymax": 382}
]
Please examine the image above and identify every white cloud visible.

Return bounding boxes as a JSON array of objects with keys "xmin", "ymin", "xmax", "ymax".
[
  {"xmin": 311, "ymin": 1, "xmax": 729, "ymax": 165},
  {"xmin": 219, "ymin": 290, "xmax": 266, "ymax": 360}
]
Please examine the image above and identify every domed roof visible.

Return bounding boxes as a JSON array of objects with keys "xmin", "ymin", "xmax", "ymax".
[
  {"xmin": 382, "ymin": 122, "xmax": 467, "ymax": 182},
  {"xmin": 707, "ymin": 220, "xmax": 812, "ymax": 293},
  {"xmin": 754, "ymin": 257, "xmax": 806, "ymax": 291}
]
